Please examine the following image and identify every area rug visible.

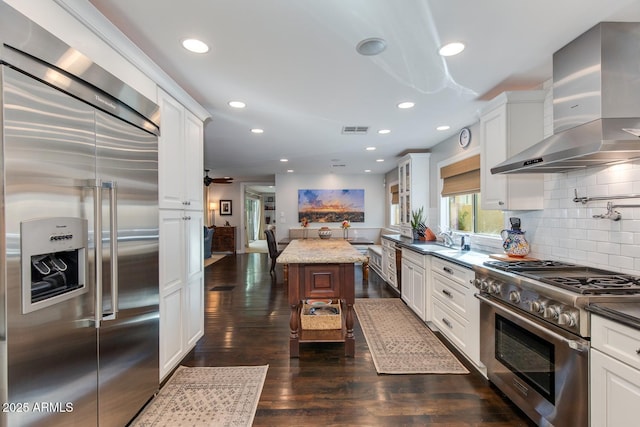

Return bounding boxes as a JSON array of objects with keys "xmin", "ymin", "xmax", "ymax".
[
  {"xmin": 355, "ymin": 298, "xmax": 469, "ymax": 375},
  {"xmin": 130, "ymin": 365, "xmax": 268, "ymax": 427},
  {"xmin": 204, "ymin": 254, "xmax": 226, "ymax": 268}
]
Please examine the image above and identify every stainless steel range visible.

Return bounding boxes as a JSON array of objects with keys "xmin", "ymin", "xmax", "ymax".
[{"xmin": 474, "ymin": 260, "xmax": 640, "ymax": 427}]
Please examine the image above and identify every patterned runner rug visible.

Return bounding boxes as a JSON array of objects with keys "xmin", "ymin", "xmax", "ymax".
[
  {"xmin": 355, "ymin": 299, "xmax": 469, "ymax": 374},
  {"xmin": 130, "ymin": 365, "xmax": 268, "ymax": 427}
]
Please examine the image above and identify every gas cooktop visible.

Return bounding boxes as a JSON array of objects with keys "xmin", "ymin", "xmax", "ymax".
[
  {"xmin": 483, "ymin": 259, "xmax": 640, "ymax": 295},
  {"xmin": 483, "ymin": 259, "xmax": 577, "ymax": 271}
]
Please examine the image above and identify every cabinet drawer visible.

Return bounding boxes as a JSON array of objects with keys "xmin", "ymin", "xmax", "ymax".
[
  {"xmin": 402, "ymin": 248, "xmax": 427, "ymax": 269},
  {"xmin": 381, "ymin": 238, "xmax": 396, "ymax": 249},
  {"xmin": 432, "ymin": 273, "xmax": 467, "ymax": 318},
  {"xmin": 592, "ymin": 315, "xmax": 640, "ymax": 371},
  {"xmin": 432, "ymin": 298, "xmax": 469, "ymax": 354},
  {"xmin": 431, "ymin": 257, "xmax": 473, "ymax": 288}
]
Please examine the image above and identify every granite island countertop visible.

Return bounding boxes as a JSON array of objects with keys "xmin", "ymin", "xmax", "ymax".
[{"xmin": 277, "ymin": 239, "xmax": 368, "ymax": 264}]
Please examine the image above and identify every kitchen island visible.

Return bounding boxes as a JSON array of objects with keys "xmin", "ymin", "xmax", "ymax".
[{"xmin": 277, "ymin": 239, "xmax": 368, "ymax": 357}]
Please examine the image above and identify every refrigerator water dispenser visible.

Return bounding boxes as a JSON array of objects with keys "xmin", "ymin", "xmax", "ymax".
[{"xmin": 21, "ymin": 217, "xmax": 88, "ymax": 314}]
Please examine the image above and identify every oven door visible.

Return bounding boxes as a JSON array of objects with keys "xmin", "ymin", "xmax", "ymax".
[{"xmin": 477, "ymin": 294, "xmax": 589, "ymax": 427}]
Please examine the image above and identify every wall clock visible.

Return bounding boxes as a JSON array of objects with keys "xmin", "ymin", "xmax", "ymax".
[{"xmin": 458, "ymin": 127, "xmax": 471, "ymax": 148}]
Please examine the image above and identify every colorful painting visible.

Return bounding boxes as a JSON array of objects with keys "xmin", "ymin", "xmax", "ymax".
[{"xmin": 298, "ymin": 189, "xmax": 365, "ymax": 223}]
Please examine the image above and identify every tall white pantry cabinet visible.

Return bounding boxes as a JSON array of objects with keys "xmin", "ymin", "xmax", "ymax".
[{"xmin": 158, "ymin": 88, "xmax": 205, "ymax": 381}]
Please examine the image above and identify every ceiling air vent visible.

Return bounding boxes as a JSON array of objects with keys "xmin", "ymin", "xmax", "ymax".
[
  {"xmin": 342, "ymin": 126, "xmax": 369, "ymax": 135},
  {"xmin": 332, "ymin": 164, "xmax": 346, "ymax": 168}
]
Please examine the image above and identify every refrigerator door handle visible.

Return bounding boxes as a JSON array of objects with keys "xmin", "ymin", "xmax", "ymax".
[
  {"xmin": 93, "ymin": 180, "xmax": 103, "ymax": 328},
  {"xmin": 102, "ymin": 181, "xmax": 118, "ymax": 320}
]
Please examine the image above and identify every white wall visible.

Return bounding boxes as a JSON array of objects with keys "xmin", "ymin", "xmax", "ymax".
[{"xmin": 274, "ymin": 173, "xmax": 386, "ymax": 242}]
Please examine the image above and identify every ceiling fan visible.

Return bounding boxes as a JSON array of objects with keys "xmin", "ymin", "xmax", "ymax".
[{"xmin": 203, "ymin": 170, "xmax": 233, "ymax": 186}]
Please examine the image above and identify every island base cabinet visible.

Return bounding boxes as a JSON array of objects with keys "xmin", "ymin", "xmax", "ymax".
[
  {"xmin": 591, "ymin": 348, "xmax": 640, "ymax": 427},
  {"xmin": 287, "ymin": 263, "xmax": 355, "ymax": 358}
]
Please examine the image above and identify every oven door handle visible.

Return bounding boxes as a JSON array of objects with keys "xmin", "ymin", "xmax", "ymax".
[{"xmin": 475, "ymin": 293, "xmax": 590, "ymax": 352}]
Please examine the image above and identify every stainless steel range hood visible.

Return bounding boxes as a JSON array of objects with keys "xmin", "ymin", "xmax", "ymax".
[{"xmin": 492, "ymin": 22, "xmax": 640, "ymax": 174}]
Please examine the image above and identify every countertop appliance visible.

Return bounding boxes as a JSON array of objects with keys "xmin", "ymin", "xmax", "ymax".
[
  {"xmin": 1, "ymin": 3, "xmax": 160, "ymax": 426},
  {"xmin": 474, "ymin": 260, "xmax": 640, "ymax": 426},
  {"xmin": 492, "ymin": 22, "xmax": 640, "ymax": 174}
]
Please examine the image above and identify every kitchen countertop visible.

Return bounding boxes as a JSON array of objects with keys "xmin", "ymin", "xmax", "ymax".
[
  {"xmin": 277, "ymin": 238, "xmax": 368, "ymax": 264},
  {"xmin": 586, "ymin": 302, "xmax": 640, "ymax": 330},
  {"xmin": 381, "ymin": 233, "xmax": 491, "ymax": 269}
]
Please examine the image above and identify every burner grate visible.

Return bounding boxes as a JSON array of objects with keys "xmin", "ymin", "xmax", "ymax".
[
  {"xmin": 540, "ymin": 275, "xmax": 640, "ymax": 294},
  {"xmin": 484, "ymin": 260, "xmax": 576, "ymax": 271}
]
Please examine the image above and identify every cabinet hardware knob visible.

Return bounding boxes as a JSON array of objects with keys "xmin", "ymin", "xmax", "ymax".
[
  {"xmin": 442, "ymin": 289, "xmax": 453, "ymax": 298},
  {"xmin": 442, "ymin": 318, "xmax": 452, "ymax": 328},
  {"xmin": 636, "ymin": 348, "xmax": 640, "ymax": 355},
  {"xmin": 498, "ymin": 201, "xmax": 504, "ymax": 206},
  {"xmin": 443, "ymin": 266, "xmax": 453, "ymax": 275}
]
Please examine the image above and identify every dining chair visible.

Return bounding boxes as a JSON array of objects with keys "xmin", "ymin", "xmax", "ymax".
[{"xmin": 264, "ymin": 229, "xmax": 281, "ymax": 273}]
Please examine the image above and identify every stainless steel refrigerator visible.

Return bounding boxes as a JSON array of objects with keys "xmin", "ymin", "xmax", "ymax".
[{"xmin": 1, "ymin": 4, "xmax": 160, "ymax": 426}]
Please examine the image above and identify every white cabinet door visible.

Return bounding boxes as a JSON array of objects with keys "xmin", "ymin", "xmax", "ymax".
[
  {"xmin": 159, "ymin": 210, "xmax": 185, "ymax": 294},
  {"xmin": 410, "ymin": 265, "xmax": 426, "ymax": 320},
  {"xmin": 159, "ymin": 210, "xmax": 204, "ymax": 381},
  {"xmin": 184, "ymin": 110, "xmax": 203, "ymax": 211},
  {"xmin": 401, "ymin": 259, "xmax": 412, "ymax": 305},
  {"xmin": 591, "ymin": 348, "xmax": 640, "ymax": 427},
  {"xmin": 480, "ymin": 91, "xmax": 545, "ymax": 211},
  {"xmin": 397, "ymin": 153, "xmax": 429, "ymax": 238},
  {"xmin": 185, "ymin": 272, "xmax": 204, "ymax": 347},
  {"xmin": 158, "ymin": 90, "xmax": 204, "ymax": 211},
  {"xmin": 480, "ymin": 105, "xmax": 508, "ymax": 210},
  {"xmin": 158, "ymin": 89, "xmax": 186, "ymax": 210},
  {"xmin": 185, "ymin": 211, "xmax": 204, "ymax": 283},
  {"xmin": 160, "ymin": 286, "xmax": 184, "ymax": 378},
  {"xmin": 401, "ymin": 253, "xmax": 427, "ymax": 321}
]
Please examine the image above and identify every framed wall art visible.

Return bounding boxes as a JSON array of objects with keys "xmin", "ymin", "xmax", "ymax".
[
  {"xmin": 298, "ymin": 189, "xmax": 364, "ymax": 223},
  {"xmin": 220, "ymin": 200, "xmax": 232, "ymax": 215}
]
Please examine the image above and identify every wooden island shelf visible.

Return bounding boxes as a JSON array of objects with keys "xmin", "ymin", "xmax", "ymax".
[{"xmin": 277, "ymin": 239, "xmax": 368, "ymax": 357}]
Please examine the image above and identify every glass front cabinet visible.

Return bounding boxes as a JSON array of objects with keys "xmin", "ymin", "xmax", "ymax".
[{"xmin": 397, "ymin": 152, "xmax": 430, "ymax": 238}]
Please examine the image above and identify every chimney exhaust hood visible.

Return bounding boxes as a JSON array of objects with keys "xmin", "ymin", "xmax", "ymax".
[{"xmin": 492, "ymin": 22, "xmax": 640, "ymax": 174}]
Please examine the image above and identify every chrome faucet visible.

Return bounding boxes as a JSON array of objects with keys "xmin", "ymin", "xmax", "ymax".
[{"xmin": 438, "ymin": 230, "xmax": 454, "ymax": 248}]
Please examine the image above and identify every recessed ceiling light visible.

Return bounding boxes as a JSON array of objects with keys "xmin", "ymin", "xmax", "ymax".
[
  {"xmin": 181, "ymin": 38, "xmax": 209, "ymax": 54},
  {"xmin": 376, "ymin": 159, "xmax": 384, "ymax": 162},
  {"xmin": 397, "ymin": 101, "xmax": 415, "ymax": 109},
  {"xmin": 356, "ymin": 38, "xmax": 387, "ymax": 56},
  {"xmin": 378, "ymin": 129, "xmax": 391, "ymax": 134},
  {"xmin": 250, "ymin": 128, "xmax": 264, "ymax": 134},
  {"xmin": 228, "ymin": 101, "xmax": 246, "ymax": 108},
  {"xmin": 438, "ymin": 42, "xmax": 465, "ymax": 57},
  {"xmin": 436, "ymin": 125, "xmax": 450, "ymax": 131},
  {"xmin": 364, "ymin": 169, "xmax": 372, "ymax": 173},
  {"xmin": 280, "ymin": 158, "xmax": 288, "ymax": 162},
  {"xmin": 287, "ymin": 169, "xmax": 294, "ymax": 173},
  {"xmin": 366, "ymin": 146, "xmax": 376, "ymax": 151}
]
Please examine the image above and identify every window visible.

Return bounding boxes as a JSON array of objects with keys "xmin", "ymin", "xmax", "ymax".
[
  {"xmin": 440, "ymin": 154, "xmax": 503, "ymax": 235},
  {"xmin": 446, "ymin": 193, "xmax": 503, "ymax": 234},
  {"xmin": 389, "ymin": 182, "xmax": 400, "ymax": 227}
]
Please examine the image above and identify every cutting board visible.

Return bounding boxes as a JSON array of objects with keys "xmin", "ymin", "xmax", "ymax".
[{"xmin": 489, "ymin": 253, "xmax": 539, "ymax": 262}]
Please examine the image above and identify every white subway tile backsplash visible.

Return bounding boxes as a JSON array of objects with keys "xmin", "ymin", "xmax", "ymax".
[
  {"xmin": 596, "ymin": 241, "xmax": 620, "ymax": 255},
  {"xmin": 514, "ymin": 158, "xmax": 640, "ymax": 274},
  {"xmin": 586, "ymin": 229, "xmax": 609, "ymax": 242},
  {"xmin": 609, "ymin": 255, "xmax": 635, "ymax": 271},
  {"xmin": 611, "ymin": 232, "xmax": 634, "ymax": 245}
]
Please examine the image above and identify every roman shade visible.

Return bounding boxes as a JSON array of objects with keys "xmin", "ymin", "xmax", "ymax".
[
  {"xmin": 440, "ymin": 154, "xmax": 480, "ymax": 197},
  {"xmin": 391, "ymin": 184, "xmax": 399, "ymax": 204}
]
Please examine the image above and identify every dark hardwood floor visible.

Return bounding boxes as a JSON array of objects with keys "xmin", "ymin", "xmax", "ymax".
[{"xmin": 181, "ymin": 253, "xmax": 535, "ymax": 426}]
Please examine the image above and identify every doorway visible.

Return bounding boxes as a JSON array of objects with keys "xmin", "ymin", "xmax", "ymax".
[{"xmin": 242, "ymin": 183, "xmax": 274, "ymax": 253}]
